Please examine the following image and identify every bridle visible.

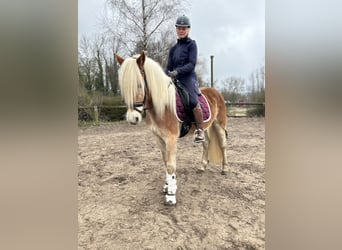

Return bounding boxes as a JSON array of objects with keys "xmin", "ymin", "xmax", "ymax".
[{"xmin": 132, "ymin": 66, "xmax": 149, "ymax": 113}]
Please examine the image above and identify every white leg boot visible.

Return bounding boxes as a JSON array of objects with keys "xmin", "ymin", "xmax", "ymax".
[
  {"xmin": 165, "ymin": 173, "xmax": 177, "ymax": 205},
  {"xmin": 163, "ymin": 182, "xmax": 168, "ymax": 194}
]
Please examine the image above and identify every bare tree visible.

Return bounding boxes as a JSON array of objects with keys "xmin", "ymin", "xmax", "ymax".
[
  {"xmin": 78, "ymin": 36, "xmax": 97, "ymax": 91},
  {"xmin": 103, "ymin": 41, "xmax": 121, "ymax": 96},
  {"xmin": 220, "ymin": 77, "xmax": 246, "ymax": 102},
  {"xmin": 94, "ymin": 49, "xmax": 105, "ymax": 93},
  {"xmin": 258, "ymin": 65, "xmax": 265, "ymax": 91},
  {"xmin": 105, "ymin": 0, "xmax": 188, "ymax": 59},
  {"xmin": 247, "ymin": 65, "xmax": 265, "ymax": 103},
  {"xmin": 195, "ymin": 55, "xmax": 208, "ymax": 87},
  {"xmin": 99, "ymin": 32, "xmax": 125, "ymax": 95}
]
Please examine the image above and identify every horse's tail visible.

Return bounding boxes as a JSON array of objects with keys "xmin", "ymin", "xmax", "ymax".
[
  {"xmin": 207, "ymin": 121, "xmax": 225, "ymax": 163},
  {"xmin": 206, "ymin": 90, "xmax": 228, "ymax": 164}
]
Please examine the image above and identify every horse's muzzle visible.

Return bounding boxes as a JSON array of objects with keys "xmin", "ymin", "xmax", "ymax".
[
  {"xmin": 126, "ymin": 109, "xmax": 142, "ymax": 125},
  {"xmin": 129, "ymin": 117, "xmax": 139, "ymax": 125}
]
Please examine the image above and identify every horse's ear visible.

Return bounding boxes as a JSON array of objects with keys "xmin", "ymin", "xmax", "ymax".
[
  {"xmin": 114, "ymin": 53, "xmax": 124, "ymax": 65},
  {"xmin": 136, "ymin": 51, "xmax": 146, "ymax": 68}
]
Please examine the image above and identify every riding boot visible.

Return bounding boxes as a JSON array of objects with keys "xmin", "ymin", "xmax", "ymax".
[{"xmin": 193, "ymin": 104, "xmax": 205, "ymax": 143}]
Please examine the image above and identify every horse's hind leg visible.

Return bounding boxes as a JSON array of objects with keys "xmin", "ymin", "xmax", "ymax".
[
  {"xmin": 199, "ymin": 132, "xmax": 209, "ymax": 172},
  {"xmin": 213, "ymin": 120, "xmax": 229, "ymax": 175}
]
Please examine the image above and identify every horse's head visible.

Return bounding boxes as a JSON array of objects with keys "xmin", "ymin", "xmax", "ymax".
[
  {"xmin": 115, "ymin": 52, "xmax": 147, "ymax": 125},
  {"xmin": 115, "ymin": 51, "xmax": 176, "ymax": 123}
]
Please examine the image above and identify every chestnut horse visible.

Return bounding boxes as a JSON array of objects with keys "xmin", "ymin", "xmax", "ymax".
[{"xmin": 115, "ymin": 51, "xmax": 228, "ymax": 205}]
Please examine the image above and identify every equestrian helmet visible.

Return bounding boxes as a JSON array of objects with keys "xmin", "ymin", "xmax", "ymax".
[{"xmin": 175, "ymin": 15, "xmax": 191, "ymax": 28}]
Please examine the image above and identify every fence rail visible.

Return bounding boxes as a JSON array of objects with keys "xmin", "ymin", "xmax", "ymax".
[
  {"xmin": 78, "ymin": 105, "xmax": 127, "ymax": 124},
  {"xmin": 78, "ymin": 102, "xmax": 265, "ymax": 123},
  {"xmin": 226, "ymin": 102, "xmax": 265, "ymax": 117}
]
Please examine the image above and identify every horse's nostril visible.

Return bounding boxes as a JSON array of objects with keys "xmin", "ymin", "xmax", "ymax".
[{"xmin": 136, "ymin": 117, "xmax": 139, "ymax": 122}]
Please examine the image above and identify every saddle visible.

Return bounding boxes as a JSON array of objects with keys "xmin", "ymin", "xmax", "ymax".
[{"xmin": 173, "ymin": 80, "xmax": 211, "ymax": 138}]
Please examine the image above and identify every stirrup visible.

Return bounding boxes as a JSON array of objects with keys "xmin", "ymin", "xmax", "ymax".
[{"xmin": 194, "ymin": 129, "xmax": 205, "ymax": 143}]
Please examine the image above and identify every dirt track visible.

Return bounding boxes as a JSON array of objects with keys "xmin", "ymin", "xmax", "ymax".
[{"xmin": 78, "ymin": 117, "xmax": 265, "ymax": 249}]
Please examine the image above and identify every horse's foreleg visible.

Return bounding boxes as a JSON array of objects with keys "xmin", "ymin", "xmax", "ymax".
[
  {"xmin": 152, "ymin": 133, "xmax": 168, "ymax": 193},
  {"xmin": 165, "ymin": 171, "xmax": 177, "ymax": 205},
  {"xmin": 152, "ymin": 131, "xmax": 178, "ymax": 204},
  {"xmin": 164, "ymin": 136, "xmax": 178, "ymax": 205}
]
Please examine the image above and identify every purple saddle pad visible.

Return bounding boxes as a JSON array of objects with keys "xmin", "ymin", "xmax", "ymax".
[{"xmin": 175, "ymin": 92, "xmax": 211, "ymax": 122}]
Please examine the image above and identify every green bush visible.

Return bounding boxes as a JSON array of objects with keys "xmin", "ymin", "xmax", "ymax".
[
  {"xmin": 99, "ymin": 106, "xmax": 127, "ymax": 121},
  {"xmin": 246, "ymin": 104, "xmax": 265, "ymax": 117},
  {"xmin": 78, "ymin": 93, "xmax": 127, "ymax": 123},
  {"xmin": 102, "ymin": 95, "xmax": 125, "ymax": 106}
]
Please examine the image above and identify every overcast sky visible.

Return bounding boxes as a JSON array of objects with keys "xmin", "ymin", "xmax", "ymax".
[{"xmin": 78, "ymin": 0, "xmax": 265, "ymax": 84}]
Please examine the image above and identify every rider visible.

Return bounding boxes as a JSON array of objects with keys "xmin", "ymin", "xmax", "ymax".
[{"xmin": 166, "ymin": 15, "xmax": 205, "ymax": 143}]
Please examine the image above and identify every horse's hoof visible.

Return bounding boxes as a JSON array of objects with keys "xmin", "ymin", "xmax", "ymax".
[
  {"xmin": 165, "ymin": 194, "xmax": 176, "ymax": 206},
  {"xmin": 221, "ymin": 170, "xmax": 229, "ymax": 175},
  {"xmin": 197, "ymin": 167, "xmax": 205, "ymax": 173},
  {"xmin": 165, "ymin": 200, "xmax": 176, "ymax": 206}
]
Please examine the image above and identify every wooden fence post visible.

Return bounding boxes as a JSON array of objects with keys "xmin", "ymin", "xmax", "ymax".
[{"xmin": 94, "ymin": 105, "xmax": 99, "ymax": 125}]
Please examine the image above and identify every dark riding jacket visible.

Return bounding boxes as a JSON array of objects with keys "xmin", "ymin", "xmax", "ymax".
[{"xmin": 166, "ymin": 37, "xmax": 200, "ymax": 109}]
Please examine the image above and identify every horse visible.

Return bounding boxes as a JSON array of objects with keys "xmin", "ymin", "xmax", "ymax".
[{"xmin": 115, "ymin": 51, "xmax": 229, "ymax": 205}]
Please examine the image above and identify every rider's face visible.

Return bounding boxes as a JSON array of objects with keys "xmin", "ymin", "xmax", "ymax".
[{"xmin": 176, "ymin": 27, "xmax": 190, "ymax": 39}]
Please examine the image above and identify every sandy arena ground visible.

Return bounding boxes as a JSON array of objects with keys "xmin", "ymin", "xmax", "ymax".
[{"xmin": 78, "ymin": 117, "xmax": 265, "ymax": 249}]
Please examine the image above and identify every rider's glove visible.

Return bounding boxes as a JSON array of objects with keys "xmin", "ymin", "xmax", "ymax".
[{"xmin": 168, "ymin": 70, "xmax": 178, "ymax": 78}]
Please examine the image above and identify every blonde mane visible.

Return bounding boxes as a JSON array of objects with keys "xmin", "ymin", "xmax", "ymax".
[{"xmin": 119, "ymin": 56, "xmax": 176, "ymax": 118}]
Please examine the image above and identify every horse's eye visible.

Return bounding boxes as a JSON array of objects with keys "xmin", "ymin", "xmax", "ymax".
[{"xmin": 138, "ymin": 83, "xmax": 142, "ymax": 89}]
